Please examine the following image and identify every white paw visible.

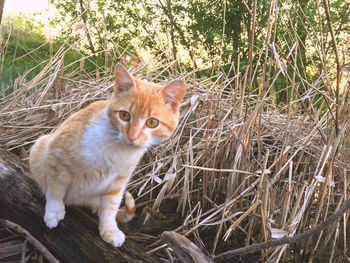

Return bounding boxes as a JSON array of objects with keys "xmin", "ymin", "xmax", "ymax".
[
  {"xmin": 100, "ymin": 228, "xmax": 126, "ymax": 247},
  {"xmin": 44, "ymin": 204, "xmax": 65, "ymax": 229}
]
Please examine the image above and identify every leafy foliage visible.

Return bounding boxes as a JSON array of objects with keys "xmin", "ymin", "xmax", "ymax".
[
  {"xmin": 2, "ymin": 0, "xmax": 350, "ymax": 101},
  {"xmin": 50, "ymin": 0, "xmax": 349, "ymax": 67}
]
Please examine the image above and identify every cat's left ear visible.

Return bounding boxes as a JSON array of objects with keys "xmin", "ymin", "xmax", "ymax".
[
  {"xmin": 114, "ymin": 63, "xmax": 135, "ymax": 95},
  {"xmin": 162, "ymin": 79, "xmax": 186, "ymax": 111}
]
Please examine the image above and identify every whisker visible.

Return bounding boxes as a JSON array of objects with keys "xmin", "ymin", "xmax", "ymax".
[
  {"xmin": 98, "ymin": 139, "xmax": 121, "ymax": 153},
  {"xmin": 91, "ymin": 135, "xmax": 118, "ymax": 144},
  {"xmin": 106, "ymin": 129, "xmax": 120, "ymax": 135}
]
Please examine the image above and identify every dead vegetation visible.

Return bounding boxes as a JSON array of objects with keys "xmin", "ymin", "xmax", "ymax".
[
  {"xmin": 1, "ymin": 1, "xmax": 350, "ymax": 260},
  {"xmin": 0, "ymin": 43, "xmax": 349, "ymax": 262}
]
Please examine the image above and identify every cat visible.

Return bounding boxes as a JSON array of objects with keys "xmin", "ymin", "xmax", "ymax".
[{"xmin": 29, "ymin": 64, "xmax": 186, "ymax": 247}]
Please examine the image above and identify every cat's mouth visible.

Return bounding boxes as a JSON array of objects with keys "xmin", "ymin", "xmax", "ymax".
[{"xmin": 124, "ymin": 138, "xmax": 147, "ymax": 148}]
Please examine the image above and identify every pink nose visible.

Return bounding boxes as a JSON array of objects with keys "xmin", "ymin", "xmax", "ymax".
[{"xmin": 127, "ymin": 129, "xmax": 140, "ymax": 142}]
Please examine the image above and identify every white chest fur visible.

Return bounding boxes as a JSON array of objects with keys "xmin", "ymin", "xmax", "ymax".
[{"xmin": 65, "ymin": 109, "xmax": 146, "ymax": 203}]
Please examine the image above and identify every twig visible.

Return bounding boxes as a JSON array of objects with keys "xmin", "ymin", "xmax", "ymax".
[
  {"xmin": 0, "ymin": 219, "xmax": 60, "ymax": 263},
  {"xmin": 213, "ymin": 199, "xmax": 350, "ymax": 262}
]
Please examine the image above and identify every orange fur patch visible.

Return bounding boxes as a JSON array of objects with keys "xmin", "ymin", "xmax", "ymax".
[
  {"xmin": 126, "ymin": 206, "xmax": 136, "ymax": 214},
  {"xmin": 106, "ymin": 188, "xmax": 121, "ymax": 196},
  {"xmin": 114, "ymin": 175, "xmax": 128, "ymax": 182}
]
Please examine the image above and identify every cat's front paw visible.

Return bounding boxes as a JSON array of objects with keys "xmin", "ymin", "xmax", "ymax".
[
  {"xmin": 44, "ymin": 204, "xmax": 65, "ymax": 228},
  {"xmin": 100, "ymin": 228, "xmax": 125, "ymax": 247}
]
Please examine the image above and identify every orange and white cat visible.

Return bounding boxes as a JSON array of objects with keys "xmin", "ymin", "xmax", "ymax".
[{"xmin": 29, "ymin": 64, "xmax": 186, "ymax": 247}]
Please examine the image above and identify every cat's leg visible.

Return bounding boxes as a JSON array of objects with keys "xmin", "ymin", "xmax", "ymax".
[
  {"xmin": 98, "ymin": 175, "xmax": 129, "ymax": 247},
  {"xmin": 44, "ymin": 169, "xmax": 71, "ymax": 229},
  {"xmin": 84, "ymin": 197, "xmax": 101, "ymax": 214}
]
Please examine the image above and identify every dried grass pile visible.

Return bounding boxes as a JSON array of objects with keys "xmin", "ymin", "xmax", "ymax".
[{"xmin": 0, "ymin": 49, "xmax": 350, "ymax": 262}]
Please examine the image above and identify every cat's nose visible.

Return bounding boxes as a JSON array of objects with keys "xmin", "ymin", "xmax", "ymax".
[{"xmin": 127, "ymin": 129, "xmax": 140, "ymax": 142}]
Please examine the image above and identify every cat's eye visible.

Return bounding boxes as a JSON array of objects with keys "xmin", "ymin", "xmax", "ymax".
[
  {"xmin": 119, "ymin": 111, "xmax": 130, "ymax": 121},
  {"xmin": 145, "ymin": 118, "xmax": 159, "ymax": 128}
]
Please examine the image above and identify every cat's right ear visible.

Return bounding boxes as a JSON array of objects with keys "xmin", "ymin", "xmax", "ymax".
[{"xmin": 114, "ymin": 64, "xmax": 135, "ymax": 94}]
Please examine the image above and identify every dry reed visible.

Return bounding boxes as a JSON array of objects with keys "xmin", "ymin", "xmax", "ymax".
[
  {"xmin": 1, "ymin": 1, "xmax": 350, "ymax": 262},
  {"xmin": 0, "ymin": 48, "xmax": 349, "ymax": 262}
]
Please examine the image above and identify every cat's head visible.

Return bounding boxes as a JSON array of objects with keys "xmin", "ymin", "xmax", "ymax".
[{"xmin": 107, "ymin": 64, "xmax": 186, "ymax": 148}]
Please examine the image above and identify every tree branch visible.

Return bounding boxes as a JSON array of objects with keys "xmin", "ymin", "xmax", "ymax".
[
  {"xmin": 214, "ymin": 198, "xmax": 350, "ymax": 262},
  {"xmin": 0, "ymin": 219, "xmax": 60, "ymax": 263}
]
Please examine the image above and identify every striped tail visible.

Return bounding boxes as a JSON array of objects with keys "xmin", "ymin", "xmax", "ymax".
[{"xmin": 117, "ymin": 191, "xmax": 136, "ymax": 223}]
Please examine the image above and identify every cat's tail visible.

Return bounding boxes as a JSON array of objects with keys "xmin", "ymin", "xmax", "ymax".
[{"xmin": 117, "ymin": 191, "xmax": 136, "ymax": 223}]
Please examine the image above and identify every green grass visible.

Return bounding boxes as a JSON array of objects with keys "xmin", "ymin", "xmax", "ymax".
[{"xmin": 0, "ymin": 15, "xmax": 106, "ymax": 94}]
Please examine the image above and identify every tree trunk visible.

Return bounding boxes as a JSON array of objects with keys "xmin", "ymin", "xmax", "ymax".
[
  {"xmin": 230, "ymin": 1, "xmax": 243, "ymax": 63},
  {"xmin": 0, "ymin": 149, "xmax": 157, "ymax": 263},
  {"xmin": 0, "ymin": 0, "xmax": 5, "ymax": 26},
  {"xmin": 166, "ymin": 0, "xmax": 177, "ymax": 62},
  {"xmin": 78, "ymin": 0, "xmax": 96, "ymax": 56},
  {"xmin": 158, "ymin": 0, "xmax": 197, "ymax": 68}
]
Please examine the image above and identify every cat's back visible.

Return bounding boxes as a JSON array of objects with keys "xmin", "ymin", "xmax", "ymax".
[
  {"xmin": 48, "ymin": 100, "xmax": 107, "ymax": 145},
  {"xmin": 30, "ymin": 100, "xmax": 108, "ymax": 169},
  {"xmin": 29, "ymin": 100, "xmax": 111, "ymax": 199},
  {"xmin": 54, "ymin": 100, "xmax": 108, "ymax": 134}
]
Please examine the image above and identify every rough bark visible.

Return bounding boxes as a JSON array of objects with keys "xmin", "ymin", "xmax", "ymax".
[{"xmin": 0, "ymin": 149, "xmax": 157, "ymax": 263}]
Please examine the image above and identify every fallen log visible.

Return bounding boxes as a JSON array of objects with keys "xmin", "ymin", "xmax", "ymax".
[{"xmin": 0, "ymin": 149, "xmax": 157, "ymax": 263}]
